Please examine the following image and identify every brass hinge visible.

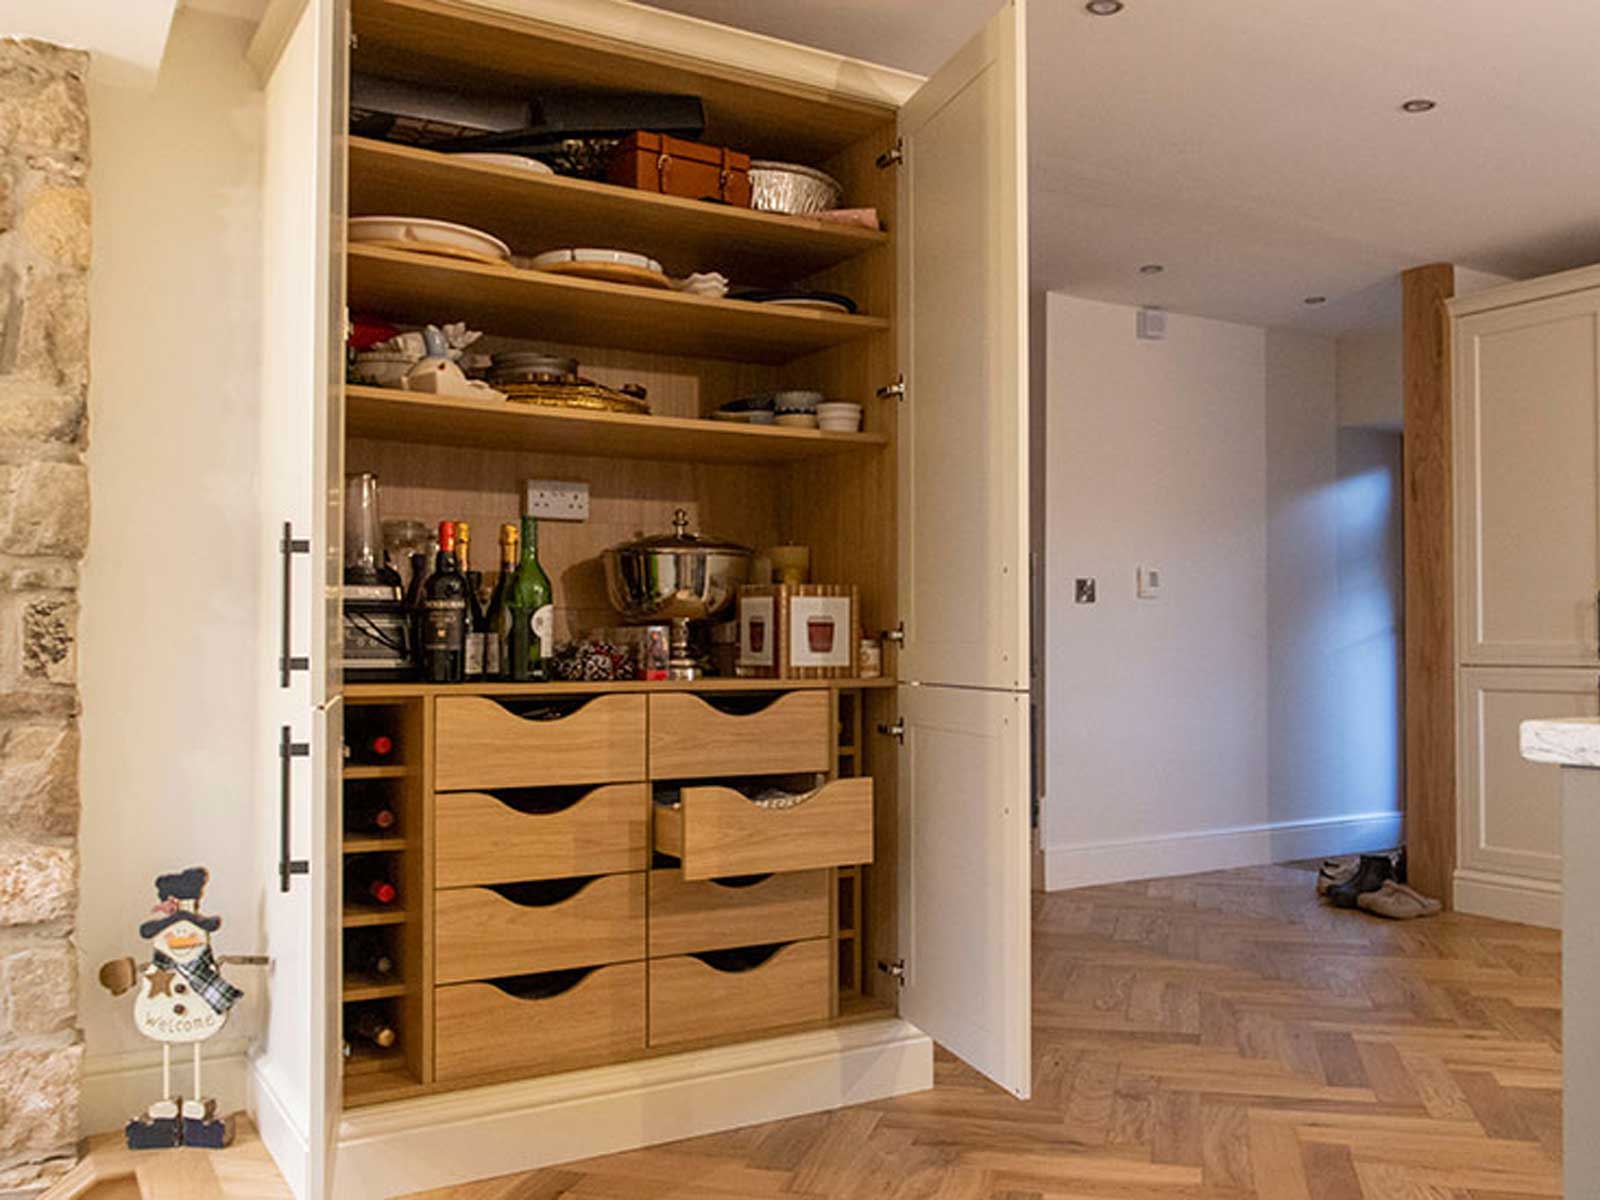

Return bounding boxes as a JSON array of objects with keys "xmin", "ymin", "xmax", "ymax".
[
  {"xmin": 875, "ymin": 139, "xmax": 904, "ymax": 170},
  {"xmin": 876, "ymin": 374, "xmax": 906, "ymax": 401},
  {"xmin": 878, "ymin": 958, "xmax": 907, "ymax": 986}
]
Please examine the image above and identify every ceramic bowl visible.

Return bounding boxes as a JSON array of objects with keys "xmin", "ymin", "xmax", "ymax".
[{"xmin": 775, "ymin": 412, "xmax": 819, "ymax": 429}]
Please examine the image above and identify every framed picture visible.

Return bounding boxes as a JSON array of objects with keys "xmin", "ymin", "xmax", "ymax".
[{"xmin": 736, "ymin": 584, "xmax": 858, "ymax": 678}]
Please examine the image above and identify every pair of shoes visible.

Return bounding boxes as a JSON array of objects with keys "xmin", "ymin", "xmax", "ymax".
[
  {"xmin": 1316, "ymin": 856, "xmax": 1359, "ymax": 896},
  {"xmin": 1327, "ymin": 854, "xmax": 1393, "ymax": 909},
  {"xmin": 1358, "ymin": 880, "xmax": 1441, "ymax": 920}
]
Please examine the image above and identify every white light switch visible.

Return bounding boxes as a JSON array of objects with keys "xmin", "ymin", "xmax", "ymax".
[{"xmin": 1137, "ymin": 566, "xmax": 1163, "ymax": 599}]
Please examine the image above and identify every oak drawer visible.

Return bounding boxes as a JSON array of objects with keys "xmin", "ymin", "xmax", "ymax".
[
  {"xmin": 648, "ymin": 939, "xmax": 830, "ymax": 1047},
  {"xmin": 435, "ymin": 784, "xmax": 648, "ymax": 887},
  {"xmin": 654, "ymin": 777, "xmax": 873, "ymax": 881},
  {"xmin": 647, "ymin": 691, "xmax": 830, "ymax": 779},
  {"xmin": 435, "ymin": 874, "xmax": 646, "ymax": 984},
  {"xmin": 434, "ymin": 963, "xmax": 646, "ymax": 1082},
  {"xmin": 435, "ymin": 695, "xmax": 646, "ymax": 791},
  {"xmin": 648, "ymin": 868, "xmax": 829, "ymax": 957}
]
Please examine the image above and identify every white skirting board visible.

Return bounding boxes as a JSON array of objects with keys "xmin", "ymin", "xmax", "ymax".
[
  {"xmin": 331, "ymin": 1018, "xmax": 932, "ymax": 1200},
  {"xmin": 1453, "ymin": 867, "xmax": 1563, "ymax": 929},
  {"xmin": 1041, "ymin": 811, "xmax": 1405, "ymax": 892},
  {"xmin": 80, "ymin": 1040, "xmax": 251, "ymax": 1137}
]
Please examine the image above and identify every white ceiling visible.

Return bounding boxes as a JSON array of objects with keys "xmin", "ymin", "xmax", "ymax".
[{"xmin": 644, "ymin": 0, "xmax": 1600, "ymax": 333}]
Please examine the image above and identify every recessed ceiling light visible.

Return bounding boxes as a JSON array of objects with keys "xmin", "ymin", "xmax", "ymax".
[
  {"xmin": 1138, "ymin": 263, "xmax": 1164, "ymax": 275},
  {"xmin": 1400, "ymin": 98, "xmax": 1437, "ymax": 113},
  {"xmin": 1086, "ymin": 0, "xmax": 1125, "ymax": 15},
  {"xmin": 1304, "ymin": 296, "xmax": 1328, "ymax": 306}
]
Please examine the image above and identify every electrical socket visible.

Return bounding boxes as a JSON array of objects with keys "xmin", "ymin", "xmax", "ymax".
[{"xmin": 524, "ymin": 479, "xmax": 590, "ymax": 521}]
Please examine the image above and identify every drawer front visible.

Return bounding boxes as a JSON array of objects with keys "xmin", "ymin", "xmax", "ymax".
[
  {"xmin": 436, "ymin": 784, "xmax": 648, "ymax": 887},
  {"xmin": 435, "ymin": 963, "xmax": 646, "ymax": 1082},
  {"xmin": 648, "ymin": 939, "xmax": 830, "ymax": 1047},
  {"xmin": 648, "ymin": 868, "xmax": 829, "ymax": 957},
  {"xmin": 655, "ymin": 777, "xmax": 873, "ymax": 881},
  {"xmin": 436, "ymin": 874, "xmax": 646, "ymax": 984},
  {"xmin": 435, "ymin": 695, "xmax": 646, "ymax": 790},
  {"xmin": 647, "ymin": 691, "xmax": 830, "ymax": 778}
]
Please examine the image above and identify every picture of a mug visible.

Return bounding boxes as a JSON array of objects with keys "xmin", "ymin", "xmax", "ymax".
[
  {"xmin": 806, "ymin": 616, "xmax": 835, "ymax": 654},
  {"xmin": 749, "ymin": 617, "xmax": 766, "ymax": 654}
]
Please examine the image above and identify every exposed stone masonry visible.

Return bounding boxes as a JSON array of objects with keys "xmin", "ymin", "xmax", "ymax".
[{"xmin": 0, "ymin": 38, "xmax": 89, "ymax": 1195}]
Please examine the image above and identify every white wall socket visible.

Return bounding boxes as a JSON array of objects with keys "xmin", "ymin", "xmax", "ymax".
[
  {"xmin": 524, "ymin": 479, "xmax": 590, "ymax": 521},
  {"xmin": 1137, "ymin": 565, "xmax": 1163, "ymax": 599}
]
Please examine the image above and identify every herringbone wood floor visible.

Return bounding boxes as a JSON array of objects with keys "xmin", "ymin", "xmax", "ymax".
[{"xmin": 407, "ymin": 864, "xmax": 1564, "ymax": 1199}]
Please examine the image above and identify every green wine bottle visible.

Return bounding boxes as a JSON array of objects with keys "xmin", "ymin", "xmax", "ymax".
[{"xmin": 507, "ymin": 515, "xmax": 554, "ymax": 681}]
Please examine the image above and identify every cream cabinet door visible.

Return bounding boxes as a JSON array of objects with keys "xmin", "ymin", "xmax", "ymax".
[
  {"xmin": 1457, "ymin": 667, "xmax": 1595, "ymax": 888},
  {"xmin": 1455, "ymin": 291, "xmax": 1600, "ymax": 666}
]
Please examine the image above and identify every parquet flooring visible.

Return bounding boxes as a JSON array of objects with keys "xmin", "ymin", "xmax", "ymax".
[{"xmin": 404, "ymin": 864, "xmax": 1564, "ymax": 1199}]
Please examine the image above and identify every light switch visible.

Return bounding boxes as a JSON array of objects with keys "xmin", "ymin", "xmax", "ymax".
[{"xmin": 1137, "ymin": 566, "xmax": 1162, "ymax": 599}]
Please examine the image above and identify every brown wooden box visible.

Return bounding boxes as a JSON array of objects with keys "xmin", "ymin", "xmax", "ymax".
[
  {"xmin": 654, "ymin": 778, "xmax": 874, "ymax": 881},
  {"xmin": 608, "ymin": 131, "xmax": 751, "ymax": 207},
  {"xmin": 736, "ymin": 584, "xmax": 859, "ymax": 679}
]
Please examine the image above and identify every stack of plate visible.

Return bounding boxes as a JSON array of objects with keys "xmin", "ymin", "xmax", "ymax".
[
  {"xmin": 526, "ymin": 248, "xmax": 669, "ymax": 289},
  {"xmin": 488, "ymin": 351, "xmax": 578, "ymax": 387},
  {"xmin": 773, "ymin": 390, "xmax": 823, "ymax": 429},
  {"xmin": 349, "ymin": 216, "xmax": 511, "ymax": 264},
  {"xmin": 671, "ymin": 271, "xmax": 729, "ymax": 299}
]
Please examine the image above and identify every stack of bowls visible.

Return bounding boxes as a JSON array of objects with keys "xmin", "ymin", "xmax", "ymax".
[
  {"xmin": 773, "ymin": 390, "xmax": 823, "ymax": 428},
  {"xmin": 815, "ymin": 402, "xmax": 863, "ymax": 432}
]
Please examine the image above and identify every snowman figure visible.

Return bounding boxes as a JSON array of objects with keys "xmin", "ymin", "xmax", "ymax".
[{"xmin": 98, "ymin": 867, "xmax": 265, "ymax": 1149}]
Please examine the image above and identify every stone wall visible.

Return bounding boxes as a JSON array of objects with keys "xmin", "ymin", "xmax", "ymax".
[{"xmin": 0, "ymin": 38, "xmax": 89, "ymax": 1195}]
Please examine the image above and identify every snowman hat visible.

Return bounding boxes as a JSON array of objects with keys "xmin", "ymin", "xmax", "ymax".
[{"xmin": 139, "ymin": 866, "xmax": 222, "ymax": 939}]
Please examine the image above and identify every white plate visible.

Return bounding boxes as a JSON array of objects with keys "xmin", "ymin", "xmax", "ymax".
[
  {"xmin": 759, "ymin": 297, "xmax": 854, "ymax": 314},
  {"xmin": 530, "ymin": 248, "xmax": 663, "ymax": 274},
  {"xmin": 450, "ymin": 152, "xmax": 555, "ymax": 175},
  {"xmin": 349, "ymin": 216, "xmax": 510, "ymax": 261}
]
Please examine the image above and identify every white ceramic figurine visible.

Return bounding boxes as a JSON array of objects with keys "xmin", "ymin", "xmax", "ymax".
[{"xmin": 98, "ymin": 867, "xmax": 266, "ymax": 1149}]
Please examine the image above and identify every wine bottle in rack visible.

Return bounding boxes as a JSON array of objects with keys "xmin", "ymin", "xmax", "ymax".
[
  {"xmin": 346, "ymin": 860, "xmax": 398, "ymax": 907},
  {"xmin": 347, "ymin": 1008, "xmax": 398, "ymax": 1050},
  {"xmin": 343, "ymin": 709, "xmax": 397, "ymax": 765},
  {"xmin": 344, "ymin": 793, "xmax": 398, "ymax": 835},
  {"xmin": 346, "ymin": 930, "xmax": 395, "ymax": 978}
]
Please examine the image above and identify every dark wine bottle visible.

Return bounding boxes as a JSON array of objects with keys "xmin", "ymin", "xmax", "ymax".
[
  {"xmin": 346, "ymin": 861, "xmax": 397, "ymax": 907},
  {"xmin": 346, "ymin": 931, "xmax": 395, "ymax": 978},
  {"xmin": 342, "ymin": 709, "xmax": 397, "ymax": 764},
  {"xmin": 417, "ymin": 521, "xmax": 468, "ymax": 684},
  {"xmin": 347, "ymin": 1009, "xmax": 397, "ymax": 1050},
  {"xmin": 464, "ymin": 569, "xmax": 488, "ymax": 681},
  {"xmin": 344, "ymin": 794, "xmax": 397, "ymax": 834},
  {"xmin": 403, "ymin": 551, "xmax": 428, "ymax": 613}
]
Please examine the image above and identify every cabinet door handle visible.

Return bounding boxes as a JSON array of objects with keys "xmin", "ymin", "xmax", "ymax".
[
  {"xmin": 279, "ymin": 522, "xmax": 311, "ymax": 688},
  {"xmin": 278, "ymin": 725, "xmax": 311, "ymax": 893}
]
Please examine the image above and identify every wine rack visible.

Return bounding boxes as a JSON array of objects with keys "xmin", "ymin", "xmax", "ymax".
[
  {"xmin": 833, "ymin": 688, "xmax": 867, "ymax": 1004},
  {"xmin": 341, "ymin": 697, "xmax": 428, "ymax": 1103}
]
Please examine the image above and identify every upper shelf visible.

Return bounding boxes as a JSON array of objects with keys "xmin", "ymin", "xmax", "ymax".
[
  {"xmin": 347, "ymin": 138, "xmax": 887, "ymax": 286},
  {"xmin": 346, "ymin": 244, "xmax": 890, "ymax": 364},
  {"xmin": 344, "ymin": 385, "xmax": 888, "ymax": 466}
]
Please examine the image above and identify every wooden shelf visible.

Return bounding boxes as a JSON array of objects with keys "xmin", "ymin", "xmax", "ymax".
[
  {"xmin": 343, "ymin": 836, "xmax": 409, "ymax": 854},
  {"xmin": 342, "ymin": 764, "xmax": 408, "ymax": 780},
  {"xmin": 342, "ymin": 905, "xmax": 409, "ymax": 929},
  {"xmin": 345, "ymin": 677, "xmax": 898, "ymax": 701},
  {"xmin": 343, "ymin": 975, "xmax": 407, "ymax": 1002},
  {"xmin": 349, "ymin": 138, "xmax": 886, "ymax": 286},
  {"xmin": 347, "ymin": 244, "xmax": 889, "ymax": 364},
  {"xmin": 346, "ymin": 385, "xmax": 887, "ymax": 465},
  {"xmin": 344, "ymin": 1068, "xmax": 426, "ymax": 1108}
]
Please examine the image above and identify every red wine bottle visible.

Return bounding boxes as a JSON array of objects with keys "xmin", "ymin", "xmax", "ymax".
[
  {"xmin": 344, "ymin": 795, "xmax": 397, "ymax": 834},
  {"xmin": 346, "ymin": 861, "xmax": 397, "ymax": 907},
  {"xmin": 346, "ymin": 931, "xmax": 395, "ymax": 978},
  {"xmin": 417, "ymin": 521, "xmax": 468, "ymax": 684},
  {"xmin": 347, "ymin": 1009, "xmax": 397, "ymax": 1050}
]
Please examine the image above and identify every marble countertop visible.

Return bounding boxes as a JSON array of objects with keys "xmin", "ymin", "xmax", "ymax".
[{"xmin": 1521, "ymin": 718, "xmax": 1600, "ymax": 767}]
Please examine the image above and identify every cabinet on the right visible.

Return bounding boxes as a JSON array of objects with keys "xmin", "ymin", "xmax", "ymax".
[{"xmin": 1452, "ymin": 266, "xmax": 1600, "ymax": 925}]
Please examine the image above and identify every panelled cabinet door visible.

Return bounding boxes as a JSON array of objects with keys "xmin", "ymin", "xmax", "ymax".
[
  {"xmin": 897, "ymin": 685, "xmax": 1031, "ymax": 1097},
  {"xmin": 896, "ymin": 0, "xmax": 1030, "ymax": 691},
  {"xmin": 1455, "ymin": 292, "xmax": 1600, "ymax": 666},
  {"xmin": 254, "ymin": 0, "xmax": 346, "ymax": 1193},
  {"xmin": 1457, "ymin": 667, "xmax": 1593, "ymax": 888}
]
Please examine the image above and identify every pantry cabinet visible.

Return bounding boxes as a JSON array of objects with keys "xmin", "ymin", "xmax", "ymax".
[
  {"xmin": 251, "ymin": 0, "xmax": 1031, "ymax": 1196},
  {"xmin": 1451, "ymin": 264, "xmax": 1600, "ymax": 928}
]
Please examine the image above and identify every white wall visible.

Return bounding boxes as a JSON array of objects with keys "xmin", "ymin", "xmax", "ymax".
[
  {"xmin": 1335, "ymin": 328, "xmax": 1402, "ymax": 430},
  {"xmin": 1041, "ymin": 295, "xmax": 1403, "ymax": 889},
  {"xmin": 78, "ymin": 9, "xmax": 263, "ymax": 1129}
]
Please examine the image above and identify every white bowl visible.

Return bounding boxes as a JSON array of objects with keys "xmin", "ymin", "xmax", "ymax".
[
  {"xmin": 818, "ymin": 416, "xmax": 862, "ymax": 432},
  {"xmin": 815, "ymin": 402, "xmax": 862, "ymax": 416}
]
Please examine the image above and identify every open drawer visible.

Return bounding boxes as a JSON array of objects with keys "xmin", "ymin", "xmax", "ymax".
[
  {"xmin": 435, "ymin": 694, "xmax": 646, "ymax": 791},
  {"xmin": 435, "ymin": 874, "xmax": 646, "ymax": 984},
  {"xmin": 649, "ymin": 868, "xmax": 828, "ymax": 957},
  {"xmin": 434, "ymin": 963, "xmax": 646, "ymax": 1082},
  {"xmin": 648, "ymin": 691, "xmax": 830, "ymax": 778},
  {"xmin": 435, "ymin": 784, "xmax": 647, "ymax": 887},
  {"xmin": 648, "ymin": 939, "xmax": 830, "ymax": 1047},
  {"xmin": 653, "ymin": 777, "xmax": 873, "ymax": 880}
]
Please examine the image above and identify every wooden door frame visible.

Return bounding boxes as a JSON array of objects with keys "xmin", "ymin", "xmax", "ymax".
[{"xmin": 1402, "ymin": 263, "xmax": 1456, "ymax": 904}]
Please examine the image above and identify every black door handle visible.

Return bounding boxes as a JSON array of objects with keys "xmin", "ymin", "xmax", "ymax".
[
  {"xmin": 279, "ymin": 522, "xmax": 311, "ymax": 688},
  {"xmin": 278, "ymin": 725, "xmax": 311, "ymax": 893}
]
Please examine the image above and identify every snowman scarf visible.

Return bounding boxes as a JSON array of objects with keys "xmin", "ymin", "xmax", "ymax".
[{"xmin": 152, "ymin": 947, "xmax": 243, "ymax": 1015}]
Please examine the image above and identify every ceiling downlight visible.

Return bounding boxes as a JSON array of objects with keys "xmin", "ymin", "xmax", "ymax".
[
  {"xmin": 1138, "ymin": 263, "xmax": 1165, "ymax": 275},
  {"xmin": 1400, "ymin": 98, "xmax": 1438, "ymax": 113},
  {"xmin": 1085, "ymin": 0, "xmax": 1125, "ymax": 15}
]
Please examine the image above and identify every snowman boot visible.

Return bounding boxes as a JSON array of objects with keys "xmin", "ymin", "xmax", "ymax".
[
  {"xmin": 125, "ymin": 1097, "xmax": 182, "ymax": 1150},
  {"xmin": 181, "ymin": 1097, "xmax": 233, "ymax": 1148}
]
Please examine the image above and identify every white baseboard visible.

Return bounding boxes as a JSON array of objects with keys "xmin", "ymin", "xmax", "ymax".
[
  {"xmin": 1042, "ymin": 811, "xmax": 1405, "ymax": 891},
  {"xmin": 1453, "ymin": 868, "xmax": 1562, "ymax": 929},
  {"xmin": 80, "ymin": 1040, "xmax": 251, "ymax": 1137},
  {"xmin": 250, "ymin": 1054, "xmax": 311, "ymax": 1200},
  {"xmin": 332, "ymin": 1018, "xmax": 932, "ymax": 1200}
]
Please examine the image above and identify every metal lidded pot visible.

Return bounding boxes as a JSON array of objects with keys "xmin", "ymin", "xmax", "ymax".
[{"xmin": 603, "ymin": 508, "xmax": 751, "ymax": 679}]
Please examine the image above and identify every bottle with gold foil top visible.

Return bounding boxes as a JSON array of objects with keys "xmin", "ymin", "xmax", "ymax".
[
  {"xmin": 485, "ymin": 523, "xmax": 518, "ymax": 679},
  {"xmin": 417, "ymin": 520, "xmax": 468, "ymax": 683}
]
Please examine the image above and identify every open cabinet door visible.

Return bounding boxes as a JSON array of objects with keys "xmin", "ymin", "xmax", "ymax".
[
  {"xmin": 896, "ymin": 0, "xmax": 1030, "ymax": 694},
  {"xmin": 253, "ymin": 0, "xmax": 346, "ymax": 1193},
  {"xmin": 895, "ymin": 0, "xmax": 1032, "ymax": 1100}
]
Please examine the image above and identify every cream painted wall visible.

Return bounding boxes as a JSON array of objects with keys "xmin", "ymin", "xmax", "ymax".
[
  {"xmin": 1335, "ymin": 328, "xmax": 1402, "ymax": 430},
  {"xmin": 78, "ymin": 8, "xmax": 263, "ymax": 1126}
]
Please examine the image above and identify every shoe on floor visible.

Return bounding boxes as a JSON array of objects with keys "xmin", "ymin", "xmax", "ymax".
[
  {"xmin": 1327, "ymin": 853, "xmax": 1393, "ymax": 909},
  {"xmin": 1316, "ymin": 856, "xmax": 1359, "ymax": 896},
  {"xmin": 1357, "ymin": 880, "xmax": 1442, "ymax": 920}
]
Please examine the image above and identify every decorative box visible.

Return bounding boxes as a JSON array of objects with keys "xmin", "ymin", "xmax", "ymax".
[
  {"xmin": 608, "ymin": 131, "xmax": 752, "ymax": 208},
  {"xmin": 736, "ymin": 584, "xmax": 858, "ymax": 679}
]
